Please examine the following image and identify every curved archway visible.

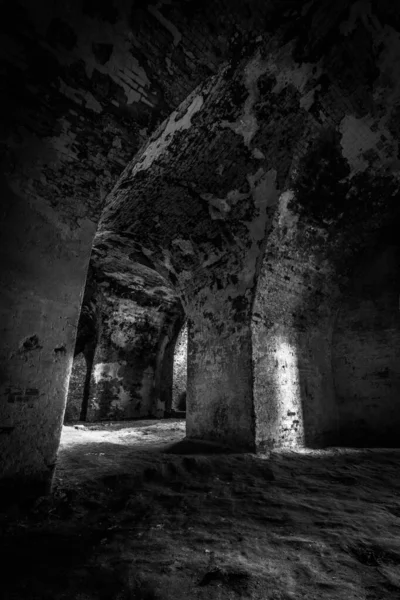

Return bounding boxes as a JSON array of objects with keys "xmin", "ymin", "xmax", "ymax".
[{"xmin": 2, "ymin": 0, "xmax": 400, "ymax": 495}]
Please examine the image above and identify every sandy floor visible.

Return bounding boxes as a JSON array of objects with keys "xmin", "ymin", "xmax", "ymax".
[{"xmin": 1, "ymin": 419, "xmax": 400, "ymax": 599}]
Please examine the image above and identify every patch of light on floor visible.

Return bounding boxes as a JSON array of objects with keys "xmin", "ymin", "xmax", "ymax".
[{"xmin": 60, "ymin": 419, "xmax": 186, "ymax": 449}]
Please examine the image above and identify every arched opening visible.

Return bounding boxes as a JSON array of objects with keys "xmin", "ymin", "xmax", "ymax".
[
  {"xmin": 64, "ymin": 256, "xmax": 184, "ymax": 424},
  {"xmin": 252, "ymin": 126, "xmax": 400, "ymax": 450},
  {"xmin": 4, "ymin": 3, "xmax": 400, "ymax": 599}
]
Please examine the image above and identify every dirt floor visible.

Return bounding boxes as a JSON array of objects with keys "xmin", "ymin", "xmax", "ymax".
[{"xmin": 1, "ymin": 419, "xmax": 400, "ymax": 600}]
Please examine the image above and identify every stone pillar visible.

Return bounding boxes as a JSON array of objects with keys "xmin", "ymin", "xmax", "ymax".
[
  {"xmin": 172, "ymin": 323, "xmax": 188, "ymax": 411},
  {"xmin": 0, "ymin": 178, "xmax": 95, "ymax": 496},
  {"xmin": 86, "ymin": 283, "xmax": 183, "ymax": 421},
  {"xmin": 252, "ymin": 271, "xmax": 339, "ymax": 449},
  {"xmin": 186, "ymin": 318, "xmax": 255, "ymax": 450},
  {"xmin": 250, "ymin": 191, "xmax": 340, "ymax": 449}
]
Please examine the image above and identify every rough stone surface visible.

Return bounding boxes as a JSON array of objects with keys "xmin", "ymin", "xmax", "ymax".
[
  {"xmin": 172, "ymin": 323, "xmax": 188, "ymax": 411},
  {"xmin": 0, "ymin": 0, "xmax": 282, "ymax": 493},
  {"xmin": 85, "ymin": 252, "xmax": 184, "ymax": 421},
  {"xmin": 89, "ymin": 292, "xmax": 183, "ymax": 420},
  {"xmin": 3, "ymin": 0, "xmax": 400, "ymax": 492},
  {"xmin": 97, "ymin": 8, "xmax": 400, "ymax": 450},
  {"xmin": 64, "ymin": 354, "xmax": 87, "ymax": 422}
]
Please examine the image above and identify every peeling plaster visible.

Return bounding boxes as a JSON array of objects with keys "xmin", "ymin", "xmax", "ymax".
[
  {"xmin": 240, "ymin": 168, "xmax": 279, "ymax": 286},
  {"xmin": 220, "ymin": 52, "xmax": 268, "ymax": 147},
  {"xmin": 93, "ymin": 362, "xmax": 123, "ymax": 384},
  {"xmin": 58, "ymin": 79, "xmax": 103, "ymax": 113},
  {"xmin": 339, "ymin": 114, "xmax": 390, "ymax": 175},
  {"xmin": 111, "ymin": 329, "xmax": 129, "ymax": 348},
  {"xmin": 147, "ymin": 4, "xmax": 182, "ymax": 47},
  {"xmin": 79, "ymin": 17, "xmax": 151, "ymax": 97},
  {"xmin": 277, "ymin": 190, "xmax": 299, "ymax": 231},
  {"xmin": 300, "ymin": 84, "xmax": 321, "ymax": 111},
  {"xmin": 51, "ymin": 13, "xmax": 151, "ymax": 106},
  {"xmin": 110, "ymin": 385, "xmax": 131, "ymax": 411},
  {"xmin": 196, "ymin": 168, "xmax": 279, "ymax": 313},
  {"xmin": 201, "ymin": 189, "xmax": 250, "ymax": 221},
  {"xmin": 172, "ymin": 238, "xmax": 195, "ymax": 255},
  {"xmin": 220, "ymin": 46, "xmax": 319, "ymax": 148},
  {"xmin": 202, "ymin": 253, "xmax": 223, "ymax": 269},
  {"xmin": 47, "ymin": 118, "xmax": 79, "ymax": 163},
  {"xmin": 28, "ymin": 6, "xmax": 152, "ymax": 109},
  {"xmin": 201, "ymin": 193, "xmax": 233, "ymax": 220},
  {"xmin": 252, "ymin": 148, "xmax": 265, "ymax": 159},
  {"xmin": 133, "ymin": 94, "xmax": 204, "ymax": 174},
  {"xmin": 268, "ymin": 49, "xmax": 320, "ymax": 97}
]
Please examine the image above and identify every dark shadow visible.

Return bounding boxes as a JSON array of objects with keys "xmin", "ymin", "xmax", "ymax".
[
  {"xmin": 298, "ymin": 219, "xmax": 400, "ymax": 449},
  {"xmin": 79, "ymin": 349, "xmax": 95, "ymax": 421},
  {"xmin": 65, "ymin": 277, "xmax": 98, "ymax": 424},
  {"xmin": 329, "ymin": 223, "xmax": 400, "ymax": 448},
  {"xmin": 164, "ymin": 438, "xmax": 237, "ymax": 455},
  {"xmin": 2, "ymin": 448, "xmax": 400, "ymax": 598}
]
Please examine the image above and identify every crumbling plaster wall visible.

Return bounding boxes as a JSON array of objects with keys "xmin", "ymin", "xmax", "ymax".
[
  {"xmin": 97, "ymin": 1, "xmax": 400, "ymax": 450},
  {"xmin": 252, "ymin": 4, "xmax": 400, "ymax": 449},
  {"xmin": 3, "ymin": 0, "xmax": 400, "ymax": 494},
  {"xmin": 96, "ymin": 48, "xmax": 288, "ymax": 449}
]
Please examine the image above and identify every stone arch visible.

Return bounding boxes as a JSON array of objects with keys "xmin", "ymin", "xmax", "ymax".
[
  {"xmin": 0, "ymin": 0, "xmax": 283, "ymax": 495},
  {"xmin": 93, "ymin": 15, "xmax": 400, "ymax": 450},
  {"xmin": 252, "ymin": 136, "xmax": 400, "ymax": 449},
  {"xmin": 83, "ymin": 240, "xmax": 185, "ymax": 421},
  {"xmin": 94, "ymin": 48, "xmax": 291, "ymax": 449},
  {"xmin": 2, "ymin": 0, "xmax": 400, "ymax": 497}
]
